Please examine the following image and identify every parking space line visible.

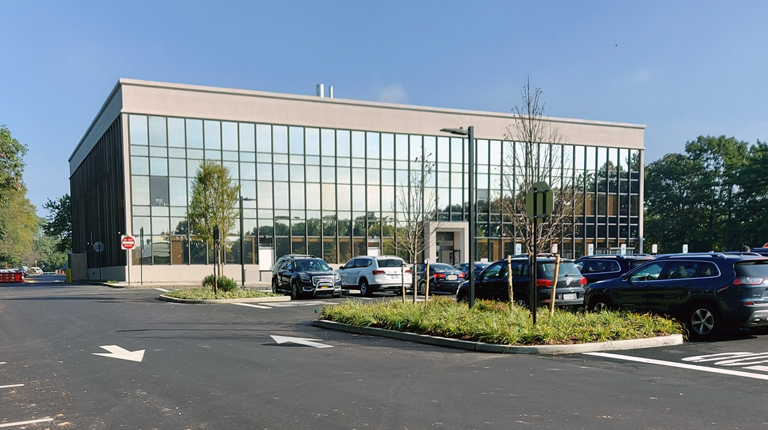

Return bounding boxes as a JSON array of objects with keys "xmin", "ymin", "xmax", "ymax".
[
  {"xmin": 0, "ymin": 384, "xmax": 24, "ymax": 389},
  {"xmin": 233, "ymin": 303, "xmax": 271, "ymax": 309},
  {"xmin": 0, "ymin": 418, "xmax": 54, "ymax": 428},
  {"xmin": 585, "ymin": 352, "xmax": 768, "ymax": 381}
]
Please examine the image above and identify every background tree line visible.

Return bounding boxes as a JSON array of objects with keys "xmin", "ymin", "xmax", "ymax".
[
  {"xmin": 0, "ymin": 125, "xmax": 71, "ymax": 271},
  {"xmin": 645, "ymin": 135, "xmax": 768, "ymax": 253}
]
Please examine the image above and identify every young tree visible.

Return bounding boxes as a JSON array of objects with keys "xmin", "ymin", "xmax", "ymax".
[
  {"xmin": 42, "ymin": 194, "xmax": 72, "ymax": 253},
  {"xmin": 0, "ymin": 187, "xmax": 38, "ymax": 265},
  {"xmin": 500, "ymin": 81, "xmax": 575, "ymax": 256},
  {"xmin": 187, "ymin": 161, "xmax": 240, "ymax": 291},
  {"xmin": 0, "ymin": 126, "xmax": 27, "ymax": 205},
  {"xmin": 394, "ymin": 156, "xmax": 439, "ymax": 303}
]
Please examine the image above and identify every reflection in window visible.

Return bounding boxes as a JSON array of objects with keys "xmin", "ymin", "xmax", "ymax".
[
  {"xmin": 149, "ymin": 116, "xmax": 167, "ymax": 146},
  {"xmin": 337, "ymin": 130, "xmax": 350, "ymax": 157},
  {"xmin": 322, "ymin": 184, "xmax": 335, "ymax": 211},
  {"xmin": 186, "ymin": 119, "xmax": 203, "ymax": 148},
  {"xmin": 204, "ymin": 120, "xmax": 221, "ymax": 149},
  {"xmin": 150, "ymin": 176, "xmax": 170, "ymax": 207},
  {"xmin": 273, "ymin": 125, "xmax": 288, "ymax": 153},
  {"xmin": 274, "ymin": 183, "xmax": 289, "ymax": 209},
  {"xmin": 129, "ymin": 115, "xmax": 148, "ymax": 145},
  {"xmin": 132, "ymin": 176, "xmax": 150, "ymax": 206}
]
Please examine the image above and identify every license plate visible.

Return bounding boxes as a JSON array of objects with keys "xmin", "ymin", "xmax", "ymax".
[
  {"xmin": 447, "ymin": 275, "xmax": 457, "ymax": 281},
  {"xmin": 562, "ymin": 293, "xmax": 576, "ymax": 300},
  {"xmin": 319, "ymin": 286, "xmax": 331, "ymax": 289},
  {"xmin": 390, "ymin": 274, "xmax": 400, "ymax": 279}
]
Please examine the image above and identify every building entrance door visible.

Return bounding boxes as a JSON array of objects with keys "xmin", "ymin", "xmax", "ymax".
[{"xmin": 436, "ymin": 232, "xmax": 455, "ymax": 264}]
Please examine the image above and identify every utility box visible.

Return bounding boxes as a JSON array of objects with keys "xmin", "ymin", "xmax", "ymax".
[{"xmin": 69, "ymin": 253, "xmax": 87, "ymax": 281}]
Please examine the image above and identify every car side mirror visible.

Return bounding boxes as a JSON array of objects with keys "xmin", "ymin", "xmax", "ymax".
[{"xmin": 338, "ymin": 266, "xmax": 345, "ymax": 270}]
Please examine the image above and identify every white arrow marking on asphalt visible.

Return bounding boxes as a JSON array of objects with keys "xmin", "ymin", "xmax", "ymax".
[
  {"xmin": 0, "ymin": 384, "xmax": 24, "ymax": 389},
  {"xmin": 92, "ymin": 345, "xmax": 145, "ymax": 362},
  {"xmin": 270, "ymin": 335, "xmax": 333, "ymax": 348},
  {"xmin": 0, "ymin": 417, "xmax": 54, "ymax": 428}
]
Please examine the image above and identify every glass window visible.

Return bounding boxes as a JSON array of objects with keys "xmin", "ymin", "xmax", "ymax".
[
  {"xmin": 306, "ymin": 183, "xmax": 320, "ymax": 210},
  {"xmin": 321, "ymin": 129, "xmax": 335, "ymax": 156},
  {"xmin": 289, "ymin": 126, "xmax": 304, "ymax": 154},
  {"xmin": 630, "ymin": 262, "xmax": 664, "ymax": 282},
  {"xmin": 204, "ymin": 120, "xmax": 221, "ymax": 149},
  {"xmin": 306, "ymin": 165, "xmax": 320, "ymax": 183},
  {"xmin": 149, "ymin": 116, "xmax": 167, "ymax": 146},
  {"xmin": 133, "ymin": 216, "xmax": 151, "ymax": 237},
  {"xmin": 150, "ymin": 147, "xmax": 167, "ymax": 157},
  {"xmin": 186, "ymin": 119, "xmax": 203, "ymax": 148},
  {"xmin": 352, "ymin": 185, "xmax": 365, "ymax": 211},
  {"xmin": 131, "ymin": 157, "xmax": 149, "ymax": 175},
  {"xmin": 256, "ymin": 163, "xmax": 272, "ymax": 181},
  {"xmin": 132, "ymin": 176, "xmax": 150, "ymax": 206},
  {"xmin": 290, "ymin": 165, "xmax": 304, "ymax": 182},
  {"xmin": 219, "ymin": 121, "xmax": 236, "ymax": 151},
  {"xmin": 352, "ymin": 168, "xmax": 365, "ymax": 184},
  {"xmin": 131, "ymin": 145, "xmax": 148, "ymax": 157},
  {"xmin": 274, "ymin": 183, "xmax": 289, "ymax": 209},
  {"xmin": 337, "ymin": 167, "xmax": 350, "ymax": 184},
  {"xmin": 291, "ymin": 183, "xmax": 305, "ymax": 210},
  {"xmin": 169, "ymin": 178, "xmax": 186, "ymax": 206},
  {"xmin": 274, "ymin": 164, "xmax": 288, "ymax": 181},
  {"xmin": 305, "ymin": 128, "xmax": 320, "ymax": 155},
  {"xmin": 150, "ymin": 158, "xmax": 167, "ymax": 176},
  {"xmin": 165, "ymin": 118, "xmax": 184, "ymax": 148},
  {"xmin": 351, "ymin": 131, "xmax": 365, "ymax": 158},
  {"xmin": 367, "ymin": 132, "xmax": 380, "ymax": 159},
  {"xmin": 396, "ymin": 134, "xmax": 409, "ymax": 160},
  {"xmin": 150, "ymin": 176, "xmax": 170, "ymax": 207},
  {"xmin": 382, "ymin": 186, "xmax": 394, "ymax": 212},
  {"xmin": 322, "ymin": 184, "xmax": 335, "ymax": 211},
  {"xmin": 257, "ymin": 124, "xmax": 271, "ymax": 152},
  {"xmin": 273, "ymin": 125, "xmax": 288, "ymax": 153},
  {"xmin": 240, "ymin": 162, "xmax": 255, "ymax": 181},
  {"xmin": 367, "ymin": 185, "xmax": 380, "ymax": 211},
  {"xmin": 337, "ymin": 130, "xmax": 350, "ymax": 157},
  {"xmin": 129, "ymin": 115, "xmax": 148, "ymax": 145},
  {"xmin": 205, "ymin": 150, "xmax": 221, "ymax": 160},
  {"xmin": 367, "ymin": 168, "xmax": 379, "ymax": 185},
  {"xmin": 239, "ymin": 123, "xmax": 255, "ymax": 152},
  {"xmin": 410, "ymin": 135, "xmax": 422, "ymax": 161},
  {"xmin": 381, "ymin": 133, "xmax": 394, "ymax": 160},
  {"xmin": 258, "ymin": 181, "xmax": 272, "ymax": 209},
  {"xmin": 338, "ymin": 185, "xmax": 351, "ymax": 210}
]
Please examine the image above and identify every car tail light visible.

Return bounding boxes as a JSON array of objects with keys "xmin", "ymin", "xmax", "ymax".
[
  {"xmin": 536, "ymin": 279, "xmax": 553, "ymax": 287},
  {"xmin": 435, "ymin": 273, "xmax": 446, "ymax": 279},
  {"xmin": 372, "ymin": 270, "xmax": 385, "ymax": 275},
  {"xmin": 405, "ymin": 269, "xmax": 411, "ymax": 274},
  {"xmin": 580, "ymin": 277, "xmax": 587, "ymax": 285},
  {"xmin": 458, "ymin": 272, "xmax": 466, "ymax": 278},
  {"xmin": 734, "ymin": 277, "xmax": 765, "ymax": 285}
]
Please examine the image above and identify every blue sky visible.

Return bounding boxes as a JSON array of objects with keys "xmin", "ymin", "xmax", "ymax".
[{"xmin": 2, "ymin": 1, "xmax": 767, "ymax": 217}]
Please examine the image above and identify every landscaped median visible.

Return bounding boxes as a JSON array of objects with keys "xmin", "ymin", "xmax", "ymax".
[
  {"xmin": 317, "ymin": 298, "xmax": 684, "ymax": 354},
  {"xmin": 159, "ymin": 287, "xmax": 290, "ymax": 304}
]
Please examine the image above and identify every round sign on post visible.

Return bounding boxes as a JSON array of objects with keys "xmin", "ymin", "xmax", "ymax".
[
  {"xmin": 93, "ymin": 241, "xmax": 104, "ymax": 253},
  {"xmin": 121, "ymin": 235, "xmax": 136, "ymax": 250}
]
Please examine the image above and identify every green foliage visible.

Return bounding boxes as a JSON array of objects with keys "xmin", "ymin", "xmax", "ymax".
[
  {"xmin": 30, "ymin": 231, "xmax": 67, "ymax": 271},
  {"xmin": 188, "ymin": 160, "xmax": 240, "ymax": 246},
  {"xmin": 202, "ymin": 274, "xmax": 238, "ymax": 292},
  {"xmin": 644, "ymin": 135, "xmax": 764, "ymax": 252},
  {"xmin": 164, "ymin": 287, "xmax": 278, "ymax": 300},
  {"xmin": 0, "ymin": 187, "xmax": 38, "ymax": 265},
  {"xmin": 0, "ymin": 126, "xmax": 27, "ymax": 205},
  {"xmin": 321, "ymin": 298, "xmax": 681, "ymax": 345},
  {"xmin": 42, "ymin": 194, "xmax": 72, "ymax": 253}
]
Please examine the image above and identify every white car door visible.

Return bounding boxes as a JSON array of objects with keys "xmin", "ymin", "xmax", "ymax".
[{"xmin": 340, "ymin": 259, "xmax": 357, "ymax": 286}]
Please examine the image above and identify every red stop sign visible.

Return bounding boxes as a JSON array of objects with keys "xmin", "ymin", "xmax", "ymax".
[{"xmin": 121, "ymin": 236, "xmax": 136, "ymax": 250}]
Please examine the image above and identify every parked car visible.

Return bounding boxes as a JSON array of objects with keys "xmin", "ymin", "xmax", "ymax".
[
  {"xmin": 271, "ymin": 254, "xmax": 341, "ymax": 299},
  {"xmin": 456, "ymin": 256, "xmax": 586, "ymax": 308},
  {"xmin": 19, "ymin": 266, "xmax": 29, "ymax": 277},
  {"xmin": 584, "ymin": 252, "xmax": 768, "ymax": 339},
  {"xmin": 751, "ymin": 247, "xmax": 768, "ymax": 257},
  {"xmin": 414, "ymin": 263, "xmax": 465, "ymax": 295},
  {"xmin": 338, "ymin": 255, "xmax": 412, "ymax": 296},
  {"xmin": 30, "ymin": 267, "xmax": 43, "ymax": 275},
  {"xmin": 575, "ymin": 254, "xmax": 655, "ymax": 284},
  {"xmin": 453, "ymin": 262, "xmax": 490, "ymax": 280}
]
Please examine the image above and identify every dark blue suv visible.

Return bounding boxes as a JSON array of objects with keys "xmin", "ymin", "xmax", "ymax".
[
  {"xmin": 575, "ymin": 254, "xmax": 655, "ymax": 284},
  {"xmin": 585, "ymin": 253, "xmax": 768, "ymax": 339}
]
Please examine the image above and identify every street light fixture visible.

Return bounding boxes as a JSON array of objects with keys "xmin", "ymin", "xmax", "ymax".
[
  {"xmin": 240, "ymin": 195, "xmax": 255, "ymax": 287},
  {"xmin": 440, "ymin": 126, "xmax": 476, "ymax": 308}
]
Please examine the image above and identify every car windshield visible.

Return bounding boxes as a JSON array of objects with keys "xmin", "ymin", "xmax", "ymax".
[
  {"xmin": 377, "ymin": 259, "xmax": 403, "ymax": 267},
  {"xmin": 431, "ymin": 264, "xmax": 455, "ymax": 272},
  {"xmin": 735, "ymin": 261, "xmax": 768, "ymax": 278},
  {"xmin": 538, "ymin": 262, "xmax": 582, "ymax": 278},
  {"xmin": 294, "ymin": 259, "xmax": 331, "ymax": 272}
]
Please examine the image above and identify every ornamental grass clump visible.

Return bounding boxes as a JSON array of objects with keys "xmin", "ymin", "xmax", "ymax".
[
  {"xmin": 320, "ymin": 297, "xmax": 682, "ymax": 346},
  {"xmin": 164, "ymin": 287, "xmax": 278, "ymax": 300}
]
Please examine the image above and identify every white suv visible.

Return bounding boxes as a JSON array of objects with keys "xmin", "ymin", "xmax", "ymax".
[{"xmin": 338, "ymin": 255, "xmax": 413, "ymax": 296}]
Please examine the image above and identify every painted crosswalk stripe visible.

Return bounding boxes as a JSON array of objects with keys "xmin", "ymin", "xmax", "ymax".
[
  {"xmin": 0, "ymin": 384, "xmax": 24, "ymax": 389},
  {"xmin": 0, "ymin": 417, "xmax": 54, "ymax": 428},
  {"xmin": 233, "ymin": 303, "xmax": 271, "ymax": 309},
  {"xmin": 155, "ymin": 288, "xmax": 169, "ymax": 292},
  {"xmin": 585, "ymin": 352, "xmax": 768, "ymax": 381}
]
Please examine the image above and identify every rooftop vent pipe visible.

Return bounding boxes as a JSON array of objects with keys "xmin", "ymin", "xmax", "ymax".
[{"xmin": 316, "ymin": 84, "xmax": 324, "ymax": 98}]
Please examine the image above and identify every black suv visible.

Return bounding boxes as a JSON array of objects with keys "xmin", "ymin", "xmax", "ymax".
[
  {"xmin": 456, "ymin": 257, "xmax": 586, "ymax": 308},
  {"xmin": 271, "ymin": 254, "xmax": 341, "ymax": 299},
  {"xmin": 584, "ymin": 253, "xmax": 768, "ymax": 339},
  {"xmin": 575, "ymin": 254, "xmax": 655, "ymax": 284}
]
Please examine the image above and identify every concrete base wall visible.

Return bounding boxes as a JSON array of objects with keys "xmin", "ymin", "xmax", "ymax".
[{"xmin": 90, "ymin": 264, "xmax": 265, "ymax": 284}]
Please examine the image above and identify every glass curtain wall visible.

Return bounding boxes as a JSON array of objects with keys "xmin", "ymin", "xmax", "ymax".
[{"xmin": 128, "ymin": 114, "xmax": 642, "ymax": 265}]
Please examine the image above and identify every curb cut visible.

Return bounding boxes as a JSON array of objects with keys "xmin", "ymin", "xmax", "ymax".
[
  {"xmin": 159, "ymin": 295, "xmax": 292, "ymax": 304},
  {"xmin": 314, "ymin": 320, "xmax": 684, "ymax": 355}
]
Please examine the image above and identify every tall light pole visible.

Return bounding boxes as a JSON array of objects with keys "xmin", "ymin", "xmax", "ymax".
[
  {"xmin": 440, "ymin": 126, "xmax": 476, "ymax": 307},
  {"xmin": 239, "ymin": 195, "xmax": 255, "ymax": 287}
]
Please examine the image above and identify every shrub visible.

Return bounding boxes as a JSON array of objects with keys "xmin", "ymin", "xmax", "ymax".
[{"xmin": 202, "ymin": 275, "xmax": 238, "ymax": 292}]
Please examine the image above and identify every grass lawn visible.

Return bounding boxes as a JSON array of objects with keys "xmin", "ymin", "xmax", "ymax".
[
  {"xmin": 320, "ymin": 297, "xmax": 683, "ymax": 346},
  {"xmin": 163, "ymin": 288, "xmax": 280, "ymax": 300}
]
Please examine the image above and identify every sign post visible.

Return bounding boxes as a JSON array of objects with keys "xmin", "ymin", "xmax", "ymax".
[
  {"xmin": 93, "ymin": 241, "xmax": 104, "ymax": 281},
  {"xmin": 121, "ymin": 235, "xmax": 136, "ymax": 286},
  {"xmin": 525, "ymin": 181, "xmax": 552, "ymax": 326}
]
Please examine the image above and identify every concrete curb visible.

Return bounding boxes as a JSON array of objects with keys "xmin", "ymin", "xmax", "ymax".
[
  {"xmin": 314, "ymin": 320, "xmax": 684, "ymax": 355},
  {"xmin": 159, "ymin": 294, "xmax": 291, "ymax": 304}
]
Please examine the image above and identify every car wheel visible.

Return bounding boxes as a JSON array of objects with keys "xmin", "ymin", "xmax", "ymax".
[
  {"xmin": 513, "ymin": 295, "xmax": 529, "ymax": 309},
  {"xmin": 272, "ymin": 279, "xmax": 278, "ymax": 294},
  {"xmin": 417, "ymin": 281, "xmax": 426, "ymax": 295},
  {"xmin": 291, "ymin": 281, "xmax": 302, "ymax": 300},
  {"xmin": 590, "ymin": 297, "xmax": 614, "ymax": 312},
  {"xmin": 456, "ymin": 290, "xmax": 469, "ymax": 303},
  {"xmin": 688, "ymin": 303, "xmax": 720, "ymax": 340},
  {"xmin": 360, "ymin": 279, "xmax": 372, "ymax": 297}
]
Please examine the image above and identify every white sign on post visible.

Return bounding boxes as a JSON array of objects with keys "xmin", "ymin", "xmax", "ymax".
[
  {"xmin": 588, "ymin": 243, "xmax": 594, "ymax": 256},
  {"xmin": 621, "ymin": 244, "xmax": 627, "ymax": 255},
  {"xmin": 652, "ymin": 244, "xmax": 658, "ymax": 254},
  {"xmin": 682, "ymin": 244, "xmax": 689, "ymax": 254},
  {"xmin": 515, "ymin": 243, "xmax": 522, "ymax": 255}
]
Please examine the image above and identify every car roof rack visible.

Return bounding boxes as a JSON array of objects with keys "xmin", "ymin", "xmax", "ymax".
[{"xmin": 655, "ymin": 252, "xmax": 728, "ymax": 259}]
